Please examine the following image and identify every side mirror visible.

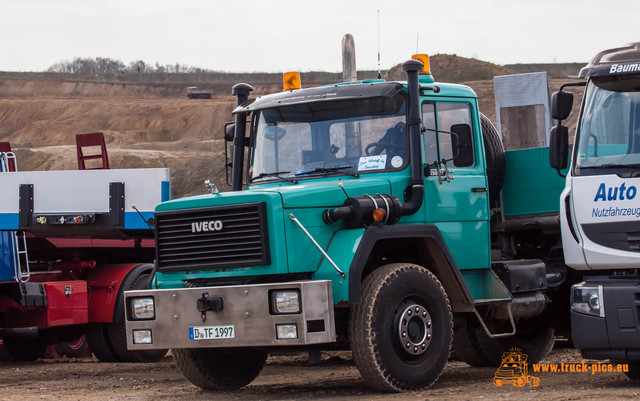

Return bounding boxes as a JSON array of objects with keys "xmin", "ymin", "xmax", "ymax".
[
  {"xmin": 549, "ymin": 125, "xmax": 569, "ymax": 170},
  {"xmin": 450, "ymin": 124, "xmax": 473, "ymax": 167},
  {"xmin": 224, "ymin": 122, "xmax": 235, "ymax": 141},
  {"xmin": 551, "ymin": 91, "xmax": 574, "ymax": 121}
]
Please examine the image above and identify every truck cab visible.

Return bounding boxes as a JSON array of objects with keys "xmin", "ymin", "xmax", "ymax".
[
  {"xmin": 551, "ymin": 43, "xmax": 640, "ymax": 377},
  {"xmin": 126, "ymin": 56, "xmax": 568, "ymax": 392}
]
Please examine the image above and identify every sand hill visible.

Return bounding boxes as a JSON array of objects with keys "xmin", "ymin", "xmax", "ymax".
[{"xmin": 0, "ymin": 55, "xmax": 584, "ymax": 198}]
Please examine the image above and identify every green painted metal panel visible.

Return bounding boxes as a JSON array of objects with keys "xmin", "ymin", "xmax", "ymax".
[
  {"xmin": 502, "ymin": 147, "xmax": 567, "ymax": 217},
  {"xmin": 312, "ymin": 228, "xmax": 365, "ymax": 303},
  {"xmin": 434, "ymin": 221, "xmax": 491, "ymax": 270},
  {"xmin": 460, "ymin": 268, "xmax": 511, "ymax": 302}
]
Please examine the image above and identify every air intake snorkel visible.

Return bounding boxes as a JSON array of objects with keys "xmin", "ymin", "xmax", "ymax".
[{"xmin": 322, "ymin": 59, "xmax": 425, "ymax": 228}]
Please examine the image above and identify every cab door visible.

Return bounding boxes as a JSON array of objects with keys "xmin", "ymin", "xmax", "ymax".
[{"xmin": 421, "ymin": 101, "xmax": 490, "ymax": 270}]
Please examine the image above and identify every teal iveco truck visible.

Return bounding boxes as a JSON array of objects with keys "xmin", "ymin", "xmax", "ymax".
[{"xmin": 125, "ymin": 55, "xmax": 570, "ymax": 392}]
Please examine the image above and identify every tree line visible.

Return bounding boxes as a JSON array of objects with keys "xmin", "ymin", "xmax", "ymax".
[
  {"xmin": 44, "ymin": 57, "xmax": 382, "ymax": 85},
  {"xmin": 47, "ymin": 57, "xmax": 212, "ymax": 75}
]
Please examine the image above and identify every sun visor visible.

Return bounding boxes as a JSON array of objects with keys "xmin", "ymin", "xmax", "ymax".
[
  {"xmin": 579, "ymin": 43, "xmax": 640, "ymax": 78},
  {"xmin": 232, "ymin": 82, "xmax": 404, "ymax": 114}
]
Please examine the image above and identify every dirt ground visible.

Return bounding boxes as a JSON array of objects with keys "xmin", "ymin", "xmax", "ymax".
[{"xmin": 0, "ymin": 347, "xmax": 639, "ymax": 401}]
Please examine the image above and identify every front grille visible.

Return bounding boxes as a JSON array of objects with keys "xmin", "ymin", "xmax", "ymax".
[
  {"xmin": 582, "ymin": 221, "xmax": 640, "ymax": 253},
  {"xmin": 155, "ymin": 202, "xmax": 270, "ymax": 271}
]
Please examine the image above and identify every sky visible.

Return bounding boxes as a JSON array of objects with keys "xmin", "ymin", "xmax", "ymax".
[{"xmin": 1, "ymin": 0, "xmax": 638, "ymax": 73}]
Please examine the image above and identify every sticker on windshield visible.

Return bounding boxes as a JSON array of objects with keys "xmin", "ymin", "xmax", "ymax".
[
  {"xmin": 391, "ymin": 156, "xmax": 403, "ymax": 168},
  {"xmin": 358, "ymin": 155, "xmax": 387, "ymax": 171}
]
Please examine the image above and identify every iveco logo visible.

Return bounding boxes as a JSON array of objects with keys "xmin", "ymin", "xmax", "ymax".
[{"xmin": 191, "ymin": 220, "xmax": 224, "ymax": 233}]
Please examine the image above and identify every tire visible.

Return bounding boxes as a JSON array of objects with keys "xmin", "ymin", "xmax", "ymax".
[
  {"xmin": 619, "ymin": 360, "xmax": 640, "ymax": 380},
  {"xmin": 106, "ymin": 273, "xmax": 168, "ymax": 363},
  {"xmin": 349, "ymin": 263, "xmax": 452, "ymax": 392},
  {"xmin": 56, "ymin": 335, "xmax": 89, "ymax": 358},
  {"xmin": 173, "ymin": 348, "xmax": 267, "ymax": 390},
  {"xmin": 479, "ymin": 113, "xmax": 505, "ymax": 205},
  {"xmin": 3, "ymin": 337, "xmax": 46, "ymax": 362},
  {"xmin": 456, "ymin": 317, "xmax": 554, "ymax": 367},
  {"xmin": 499, "ymin": 323, "xmax": 555, "ymax": 366},
  {"xmin": 87, "ymin": 323, "xmax": 120, "ymax": 362},
  {"xmin": 452, "ymin": 318, "xmax": 492, "ymax": 367}
]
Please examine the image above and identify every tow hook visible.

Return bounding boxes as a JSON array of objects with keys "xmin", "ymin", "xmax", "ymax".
[{"xmin": 197, "ymin": 292, "xmax": 223, "ymax": 322}]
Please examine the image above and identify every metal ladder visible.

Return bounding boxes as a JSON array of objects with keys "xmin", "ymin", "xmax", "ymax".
[{"xmin": 0, "ymin": 151, "xmax": 31, "ymax": 282}]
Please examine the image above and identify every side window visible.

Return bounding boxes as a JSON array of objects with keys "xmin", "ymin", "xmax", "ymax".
[{"xmin": 422, "ymin": 102, "xmax": 474, "ymax": 168}]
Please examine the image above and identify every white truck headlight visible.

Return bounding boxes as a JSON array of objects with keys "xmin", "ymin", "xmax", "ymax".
[
  {"xmin": 571, "ymin": 283, "xmax": 604, "ymax": 317},
  {"xmin": 270, "ymin": 290, "xmax": 300, "ymax": 314},
  {"xmin": 130, "ymin": 297, "xmax": 156, "ymax": 320}
]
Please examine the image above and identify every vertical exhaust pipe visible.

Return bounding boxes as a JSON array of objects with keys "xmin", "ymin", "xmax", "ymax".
[
  {"xmin": 231, "ymin": 83, "xmax": 254, "ymax": 191},
  {"xmin": 401, "ymin": 59, "xmax": 424, "ymax": 216}
]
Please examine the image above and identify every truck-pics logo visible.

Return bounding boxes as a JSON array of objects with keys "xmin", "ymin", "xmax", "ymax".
[
  {"xmin": 493, "ymin": 349, "xmax": 540, "ymax": 387},
  {"xmin": 191, "ymin": 220, "xmax": 224, "ymax": 233}
]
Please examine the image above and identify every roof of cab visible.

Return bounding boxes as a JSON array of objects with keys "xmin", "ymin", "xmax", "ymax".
[{"xmin": 579, "ymin": 43, "xmax": 640, "ymax": 78}]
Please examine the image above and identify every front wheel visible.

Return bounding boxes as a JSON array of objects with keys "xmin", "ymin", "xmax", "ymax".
[
  {"xmin": 172, "ymin": 347, "xmax": 267, "ymax": 390},
  {"xmin": 350, "ymin": 263, "xmax": 452, "ymax": 392}
]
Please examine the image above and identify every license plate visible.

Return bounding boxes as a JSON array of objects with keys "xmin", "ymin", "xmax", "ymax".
[{"xmin": 189, "ymin": 325, "xmax": 235, "ymax": 340}]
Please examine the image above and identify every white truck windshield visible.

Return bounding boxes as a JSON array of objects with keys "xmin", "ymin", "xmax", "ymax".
[{"xmin": 576, "ymin": 75, "xmax": 640, "ymax": 172}]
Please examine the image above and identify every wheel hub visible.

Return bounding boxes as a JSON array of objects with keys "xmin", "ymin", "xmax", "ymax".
[{"xmin": 397, "ymin": 303, "xmax": 432, "ymax": 356}]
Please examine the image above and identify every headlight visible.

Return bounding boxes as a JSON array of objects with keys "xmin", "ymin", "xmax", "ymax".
[
  {"xmin": 270, "ymin": 290, "xmax": 300, "ymax": 314},
  {"xmin": 132, "ymin": 329, "xmax": 153, "ymax": 344},
  {"xmin": 571, "ymin": 283, "xmax": 604, "ymax": 317},
  {"xmin": 276, "ymin": 324, "xmax": 298, "ymax": 340},
  {"xmin": 130, "ymin": 297, "xmax": 155, "ymax": 320}
]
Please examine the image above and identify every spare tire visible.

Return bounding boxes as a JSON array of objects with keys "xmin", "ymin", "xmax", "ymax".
[{"xmin": 479, "ymin": 113, "xmax": 505, "ymax": 205}]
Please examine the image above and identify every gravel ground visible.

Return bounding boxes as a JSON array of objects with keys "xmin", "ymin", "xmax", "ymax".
[{"xmin": 1, "ymin": 347, "xmax": 639, "ymax": 400}]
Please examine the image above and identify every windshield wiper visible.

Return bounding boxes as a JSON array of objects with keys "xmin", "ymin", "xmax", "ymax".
[
  {"xmin": 250, "ymin": 171, "xmax": 296, "ymax": 183},
  {"xmin": 580, "ymin": 163, "xmax": 640, "ymax": 169},
  {"xmin": 295, "ymin": 165, "xmax": 357, "ymax": 176}
]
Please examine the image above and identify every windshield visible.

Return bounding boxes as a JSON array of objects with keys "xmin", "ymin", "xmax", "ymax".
[
  {"xmin": 248, "ymin": 93, "xmax": 407, "ymax": 183},
  {"xmin": 575, "ymin": 75, "xmax": 640, "ymax": 172}
]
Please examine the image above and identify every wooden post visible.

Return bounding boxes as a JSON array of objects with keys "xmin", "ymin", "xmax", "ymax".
[{"xmin": 342, "ymin": 34, "xmax": 357, "ymax": 82}]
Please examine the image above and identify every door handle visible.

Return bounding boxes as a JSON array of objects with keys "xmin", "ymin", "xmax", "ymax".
[{"xmin": 472, "ymin": 187, "xmax": 487, "ymax": 193}]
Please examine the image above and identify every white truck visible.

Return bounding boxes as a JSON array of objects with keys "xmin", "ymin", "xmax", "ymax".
[{"xmin": 550, "ymin": 42, "xmax": 640, "ymax": 377}]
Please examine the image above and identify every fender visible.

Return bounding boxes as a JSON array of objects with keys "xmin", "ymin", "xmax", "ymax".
[
  {"xmin": 87, "ymin": 263, "xmax": 154, "ymax": 323},
  {"xmin": 348, "ymin": 224, "xmax": 475, "ymax": 313}
]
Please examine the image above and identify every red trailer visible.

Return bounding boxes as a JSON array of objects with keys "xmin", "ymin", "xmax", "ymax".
[{"xmin": 0, "ymin": 136, "xmax": 170, "ymax": 361}]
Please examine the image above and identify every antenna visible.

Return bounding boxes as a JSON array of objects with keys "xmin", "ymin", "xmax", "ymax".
[
  {"xmin": 338, "ymin": 182, "xmax": 349, "ymax": 199},
  {"xmin": 377, "ymin": 10, "xmax": 381, "ymax": 79},
  {"xmin": 131, "ymin": 204, "xmax": 154, "ymax": 230},
  {"xmin": 416, "ymin": 33, "xmax": 419, "ymax": 54}
]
